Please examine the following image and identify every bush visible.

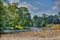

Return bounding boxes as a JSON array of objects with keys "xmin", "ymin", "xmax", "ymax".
[{"xmin": 41, "ymin": 27, "xmax": 45, "ymax": 30}]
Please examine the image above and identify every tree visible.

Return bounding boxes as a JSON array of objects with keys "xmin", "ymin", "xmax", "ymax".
[
  {"xmin": 33, "ymin": 15, "xmax": 38, "ymax": 27},
  {"xmin": 58, "ymin": 12, "xmax": 60, "ymax": 17},
  {"xmin": 53, "ymin": 19, "xmax": 60, "ymax": 24},
  {"xmin": 37, "ymin": 17, "xmax": 42, "ymax": 27},
  {"xmin": 47, "ymin": 15, "xmax": 54, "ymax": 24},
  {"xmin": 41, "ymin": 14, "xmax": 47, "ymax": 27},
  {"xmin": 15, "ymin": 7, "xmax": 32, "ymax": 29},
  {"xmin": 0, "ymin": 0, "xmax": 9, "ymax": 32}
]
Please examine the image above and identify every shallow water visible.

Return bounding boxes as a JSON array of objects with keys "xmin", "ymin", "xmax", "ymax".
[
  {"xmin": 3, "ymin": 27, "xmax": 52, "ymax": 33},
  {"xmin": 3, "ymin": 27, "xmax": 41, "ymax": 33}
]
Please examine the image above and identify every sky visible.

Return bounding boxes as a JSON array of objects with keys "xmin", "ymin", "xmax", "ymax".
[{"xmin": 8, "ymin": 0, "xmax": 60, "ymax": 17}]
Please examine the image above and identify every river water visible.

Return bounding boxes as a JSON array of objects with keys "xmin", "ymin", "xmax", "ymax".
[
  {"xmin": 3, "ymin": 27, "xmax": 52, "ymax": 33},
  {"xmin": 3, "ymin": 27, "xmax": 41, "ymax": 33}
]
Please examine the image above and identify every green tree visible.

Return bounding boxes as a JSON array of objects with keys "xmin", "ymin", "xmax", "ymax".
[
  {"xmin": 47, "ymin": 15, "xmax": 54, "ymax": 24},
  {"xmin": 41, "ymin": 14, "xmax": 47, "ymax": 27},
  {"xmin": 33, "ymin": 15, "xmax": 39, "ymax": 27},
  {"xmin": 58, "ymin": 12, "xmax": 60, "ymax": 17},
  {"xmin": 0, "ymin": 0, "xmax": 10, "ymax": 32},
  {"xmin": 15, "ymin": 7, "xmax": 31, "ymax": 29}
]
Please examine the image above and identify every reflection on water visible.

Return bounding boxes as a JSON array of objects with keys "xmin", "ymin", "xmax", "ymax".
[
  {"xmin": 30, "ymin": 27, "xmax": 41, "ymax": 30},
  {"xmin": 3, "ymin": 27, "xmax": 41, "ymax": 33},
  {"xmin": 3, "ymin": 27, "xmax": 52, "ymax": 33},
  {"xmin": 3, "ymin": 30, "xmax": 27, "ymax": 33}
]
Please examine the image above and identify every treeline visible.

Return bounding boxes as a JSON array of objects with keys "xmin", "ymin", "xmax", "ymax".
[
  {"xmin": 0, "ymin": 0, "xmax": 60, "ymax": 31},
  {"xmin": 33, "ymin": 13, "xmax": 60, "ymax": 27}
]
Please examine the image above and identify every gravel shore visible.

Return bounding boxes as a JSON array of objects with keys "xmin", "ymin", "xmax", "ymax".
[{"xmin": 0, "ymin": 30, "xmax": 60, "ymax": 40}]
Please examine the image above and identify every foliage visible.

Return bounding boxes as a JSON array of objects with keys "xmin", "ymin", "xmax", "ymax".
[{"xmin": 41, "ymin": 27, "xmax": 46, "ymax": 30}]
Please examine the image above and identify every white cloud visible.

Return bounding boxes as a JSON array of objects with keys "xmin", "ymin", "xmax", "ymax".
[
  {"xmin": 18, "ymin": 1, "xmax": 38, "ymax": 14},
  {"xmin": 9, "ymin": 0, "xmax": 20, "ymax": 3},
  {"xmin": 52, "ymin": 0, "xmax": 60, "ymax": 11},
  {"xmin": 52, "ymin": 6, "xmax": 57, "ymax": 10},
  {"xmin": 33, "ymin": 8, "xmax": 58, "ymax": 17},
  {"xmin": 36, "ymin": 11, "xmax": 56, "ymax": 17},
  {"xmin": 34, "ymin": 1, "xmax": 47, "ymax": 7},
  {"xmin": 19, "ymin": 2, "xmax": 38, "ymax": 10},
  {"xmin": 18, "ymin": 2, "xmax": 39, "ymax": 17},
  {"xmin": 18, "ymin": 2, "xmax": 57, "ymax": 17}
]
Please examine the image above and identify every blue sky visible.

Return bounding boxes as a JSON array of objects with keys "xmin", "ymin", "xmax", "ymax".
[{"xmin": 9, "ymin": 0, "xmax": 60, "ymax": 17}]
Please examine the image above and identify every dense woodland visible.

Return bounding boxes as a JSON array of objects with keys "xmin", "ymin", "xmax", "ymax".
[{"xmin": 0, "ymin": 0, "xmax": 60, "ymax": 32}]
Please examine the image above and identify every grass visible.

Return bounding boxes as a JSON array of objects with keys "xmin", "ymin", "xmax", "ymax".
[{"xmin": 47, "ymin": 24, "xmax": 60, "ymax": 29}]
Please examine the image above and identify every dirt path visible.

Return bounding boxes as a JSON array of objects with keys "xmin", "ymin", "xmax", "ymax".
[{"xmin": 0, "ymin": 30, "xmax": 60, "ymax": 40}]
